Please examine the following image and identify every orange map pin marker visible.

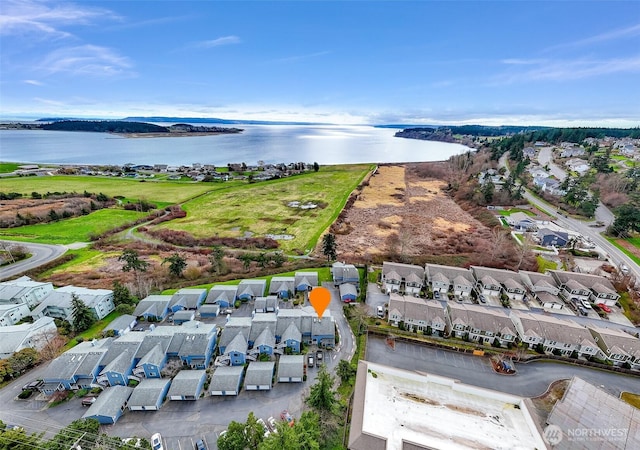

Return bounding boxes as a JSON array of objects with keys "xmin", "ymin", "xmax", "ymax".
[{"xmin": 309, "ymin": 287, "xmax": 331, "ymax": 318}]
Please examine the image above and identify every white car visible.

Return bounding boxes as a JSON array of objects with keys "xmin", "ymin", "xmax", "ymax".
[
  {"xmin": 267, "ymin": 416, "xmax": 278, "ymax": 433},
  {"xmin": 257, "ymin": 418, "xmax": 270, "ymax": 437},
  {"xmin": 580, "ymin": 300, "xmax": 592, "ymax": 310},
  {"xmin": 151, "ymin": 433, "xmax": 164, "ymax": 450}
]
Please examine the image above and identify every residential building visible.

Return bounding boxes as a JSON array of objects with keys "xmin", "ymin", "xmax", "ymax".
[
  {"xmin": 205, "ymin": 285, "xmax": 238, "ymax": 307},
  {"xmin": 339, "ymin": 283, "xmax": 358, "ymax": 302},
  {"xmin": 278, "ymin": 322, "xmax": 302, "ymax": 353},
  {"xmin": 294, "ymin": 272, "xmax": 318, "ymax": 292},
  {"xmin": 172, "ymin": 310, "xmax": 196, "ymax": 325},
  {"xmin": 103, "ymin": 314, "xmax": 137, "ymax": 337},
  {"xmin": 0, "ymin": 276, "xmax": 54, "ymax": 308},
  {"xmin": 537, "ymin": 228, "xmax": 569, "ymax": 247},
  {"xmin": 82, "ymin": 386, "xmax": 133, "ymax": 424},
  {"xmin": 504, "ymin": 212, "xmax": 536, "ymax": 231},
  {"xmin": 588, "ymin": 324, "xmax": 640, "ymax": 367},
  {"xmin": 331, "ymin": 262, "xmax": 359, "ymax": 286},
  {"xmin": 237, "ymin": 279, "xmax": 267, "ymax": 301},
  {"xmin": 167, "ymin": 370, "xmax": 207, "ymax": 400},
  {"xmin": 550, "ymin": 270, "xmax": 620, "ymax": 306},
  {"xmin": 445, "ymin": 303, "xmax": 517, "ymax": 346},
  {"xmin": 510, "ymin": 311, "xmax": 598, "ymax": 356},
  {"xmin": 518, "ymin": 271, "xmax": 564, "ymax": 310},
  {"xmin": 244, "ymin": 361, "xmax": 275, "ymax": 390},
  {"xmin": 31, "ymin": 285, "xmax": 114, "ymax": 323},
  {"xmin": 381, "ymin": 262, "xmax": 424, "ymax": 296},
  {"xmin": 132, "ymin": 295, "xmax": 171, "ymax": 321},
  {"xmin": 0, "ymin": 302, "xmax": 30, "ymax": 326},
  {"xmin": 425, "ymin": 264, "xmax": 474, "ymax": 300},
  {"xmin": 471, "ymin": 266, "xmax": 526, "ymax": 302},
  {"xmin": 169, "ymin": 288, "xmax": 206, "ymax": 312},
  {"xmin": 127, "ymin": 378, "xmax": 171, "ymax": 411},
  {"xmin": 565, "ymin": 158, "xmax": 590, "ymax": 174},
  {"xmin": 269, "ymin": 277, "xmax": 295, "ymax": 299},
  {"xmin": 277, "ymin": 355, "xmax": 304, "ymax": 382},
  {"xmin": 254, "ymin": 296, "xmax": 278, "ymax": 313},
  {"xmin": 0, "ymin": 316, "xmax": 57, "ymax": 359},
  {"xmin": 387, "ymin": 293, "xmax": 446, "ymax": 335},
  {"xmin": 210, "ymin": 365, "xmax": 244, "ymax": 396}
]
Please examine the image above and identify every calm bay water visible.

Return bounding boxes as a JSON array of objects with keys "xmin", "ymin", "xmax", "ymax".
[{"xmin": 0, "ymin": 124, "xmax": 470, "ymax": 166}]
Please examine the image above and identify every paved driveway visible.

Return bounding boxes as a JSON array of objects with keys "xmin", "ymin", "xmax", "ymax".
[{"xmin": 366, "ymin": 336, "xmax": 640, "ymax": 398}]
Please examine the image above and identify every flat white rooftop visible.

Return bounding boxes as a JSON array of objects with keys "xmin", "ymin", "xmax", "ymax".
[{"xmin": 350, "ymin": 361, "xmax": 546, "ymax": 450}]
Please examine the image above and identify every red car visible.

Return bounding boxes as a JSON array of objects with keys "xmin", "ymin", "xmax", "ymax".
[
  {"xmin": 597, "ymin": 303, "xmax": 612, "ymax": 313},
  {"xmin": 280, "ymin": 410, "xmax": 295, "ymax": 427}
]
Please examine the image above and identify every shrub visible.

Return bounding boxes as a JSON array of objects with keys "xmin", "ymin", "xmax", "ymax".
[{"xmin": 18, "ymin": 390, "xmax": 33, "ymax": 399}]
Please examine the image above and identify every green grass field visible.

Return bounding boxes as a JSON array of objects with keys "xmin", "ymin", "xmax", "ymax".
[
  {"xmin": 606, "ymin": 237, "xmax": 640, "ymax": 266},
  {"xmin": 156, "ymin": 165, "xmax": 371, "ymax": 253},
  {"xmin": 499, "ymin": 208, "xmax": 535, "ymax": 216},
  {"xmin": 0, "ymin": 163, "xmax": 21, "ymax": 173},
  {"xmin": 0, "ymin": 209, "xmax": 147, "ymax": 244},
  {"xmin": 0, "ymin": 175, "xmax": 220, "ymax": 204}
]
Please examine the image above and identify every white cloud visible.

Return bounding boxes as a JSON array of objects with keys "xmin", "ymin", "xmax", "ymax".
[
  {"xmin": 39, "ymin": 45, "xmax": 134, "ymax": 77},
  {"xmin": 495, "ymin": 56, "xmax": 640, "ymax": 83},
  {"xmin": 23, "ymin": 79, "xmax": 43, "ymax": 86},
  {"xmin": 547, "ymin": 22, "xmax": 640, "ymax": 51},
  {"xmin": 0, "ymin": 0, "xmax": 117, "ymax": 38},
  {"xmin": 192, "ymin": 35, "xmax": 241, "ymax": 49}
]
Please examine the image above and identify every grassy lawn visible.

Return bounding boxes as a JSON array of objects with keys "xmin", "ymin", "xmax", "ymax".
[
  {"xmin": 499, "ymin": 208, "xmax": 535, "ymax": 216},
  {"xmin": 621, "ymin": 392, "xmax": 640, "ymax": 409},
  {"xmin": 0, "ymin": 175, "xmax": 218, "ymax": 204},
  {"xmin": 627, "ymin": 237, "xmax": 640, "ymax": 249},
  {"xmin": 0, "ymin": 209, "xmax": 148, "ymax": 244},
  {"xmin": 162, "ymin": 267, "xmax": 333, "ymax": 294},
  {"xmin": 156, "ymin": 165, "xmax": 371, "ymax": 253},
  {"xmin": 617, "ymin": 292, "xmax": 640, "ymax": 325},
  {"xmin": 537, "ymin": 255, "xmax": 557, "ymax": 272},
  {"xmin": 0, "ymin": 162, "xmax": 21, "ymax": 173},
  {"xmin": 63, "ymin": 311, "xmax": 120, "ymax": 351},
  {"xmin": 606, "ymin": 237, "xmax": 640, "ymax": 266}
]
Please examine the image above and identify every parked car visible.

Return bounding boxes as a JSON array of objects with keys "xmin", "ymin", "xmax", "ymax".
[
  {"xmin": 479, "ymin": 295, "xmax": 486, "ymax": 304},
  {"xmin": 22, "ymin": 379, "xmax": 43, "ymax": 391},
  {"xmin": 280, "ymin": 410, "xmax": 295, "ymax": 427},
  {"xmin": 194, "ymin": 439, "xmax": 207, "ymax": 450},
  {"xmin": 307, "ymin": 354, "xmax": 314, "ymax": 368},
  {"xmin": 578, "ymin": 306, "xmax": 588, "ymax": 316},
  {"xmin": 267, "ymin": 416, "xmax": 278, "ymax": 433},
  {"xmin": 151, "ymin": 433, "xmax": 164, "ymax": 450},
  {"xmin": 257, "ymin": 418, "xmax": 270, "ymax": 438},
  {"xmin": 376, "ymin": 305, "xmax": 384, "ymax": 318},
  {"xmin": 81, "ymin": 396, "xmax": 96, "ymax": 406},
  {"xmin": 580, "ymin": 300, "xmax": 592, "ymax": 309},
  {"xmin": 316, "ymin": 350, "xmax": 323, "ymax": 363},
  {"xmin": 597, "ymin": 303, "xmax": 612, "ymax": 313},
  {"xmin": 224, "ymin": 309, "xmax": 234, "ymax": 315},
  {"xmin": 433, "ymin": 291, "xmax": 440, "ymax": 300}
]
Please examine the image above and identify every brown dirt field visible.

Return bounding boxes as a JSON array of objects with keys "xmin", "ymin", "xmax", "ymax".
[
  {"xmin": 0, "ymin": 197, "xmax": 94, "ymax": 225},
  {"xmin": 331, "ymin": 164, "xmax": 492, "ymax": 263},
  {"xmin": 615, "ymin": 239, "xmax": 640, "ymax": 259}
]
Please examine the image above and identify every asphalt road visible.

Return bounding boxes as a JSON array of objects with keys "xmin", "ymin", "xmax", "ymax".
[
  {"xmin": 366, "ymin": 336, "xmax": 640, "ymax": 398},
  {"xmin": 0, "ymin": 240, "xmax": 67, "ymax": 280}
]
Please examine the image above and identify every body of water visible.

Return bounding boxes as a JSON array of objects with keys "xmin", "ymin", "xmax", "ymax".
[{"xmin": 0, "ymin": 124, "xmax": 470, "ymax": 166}]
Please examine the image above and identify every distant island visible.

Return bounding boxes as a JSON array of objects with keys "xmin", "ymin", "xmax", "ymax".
[{"xmin": 1, "ymin": 120, "xmax": 243, "ymax": 137}]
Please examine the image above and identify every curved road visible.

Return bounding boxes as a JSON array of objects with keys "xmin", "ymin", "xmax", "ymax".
[{"xmin": 0, "ymin": 240, "xmax": 67, "ymax": 280}]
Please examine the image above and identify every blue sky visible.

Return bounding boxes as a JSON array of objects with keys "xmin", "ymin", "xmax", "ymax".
[{"xmin": 1, "ymin": 0, "xmax": 639, "ymax": 126}]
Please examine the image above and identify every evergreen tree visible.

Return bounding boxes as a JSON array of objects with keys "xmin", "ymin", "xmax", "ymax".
[
  {"xmin": 163, "ymin": 253, "xmax": 187, "ymax": 277},
  {"xmin": 321, "ymin": 233, "xmax": 337, "ymax": 261},
  {"xmin": 112, "ymin": 281, "xmax": 134, "ymax": 306},
  {"xmin": 208, "ymin": 245, "xmax": 225, "ymax": 274},
  {"xmin": 307, "ymin": 364, "xmax": 337, "ymax": 413},
  {"xmin": 71, "ymin": 293, "xmax": 95, "ymax": 333}
]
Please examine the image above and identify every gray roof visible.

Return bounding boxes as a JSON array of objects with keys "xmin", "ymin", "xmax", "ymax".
[
  {"xmin": 278, "ymin": 355, "xmax": 304, "ymax": 379},
  {"xmin": 170, "ymin": 288, "xmax": 206, "ymax": 310},
  {"xmin": 546, "ymin": 377, "xmax": 640, "ymax": 450},
  {"xmin": 133, "ymin": 295, "xmax": 171, "ymax": 317},
  {"xmin": 295, "ymin": 272, "xmax": 318, "ymax": 288},
  {"xmin": 0, "ymin": 277, "xmax": 53, "ymax": 302},
  {"xmin": 103, "ymin": 314, "xmax": 137, "ymax": 333},
  {"xmin": 167, "ymin": 370, "xmax": 206, "ymax": 397},
  {"xmin": 383, "ymin": 262, "xmax": 424, "ymax": 283},
  {"xmin": 128, "ymin": 378, "xmax": 171, "ymax": 408},
  {"xmin": 471, "ymin": 266, "xmax": 521, "ymax": 287},
  {"xmin": 82, "ymin": 386, "xmax": 133, "ymax": 420},
  {"xmin": 225, "ymin": 333, "xmax": 248, "ymax": 354},
  {"xmin": 44, "ymin": 339, "xmax": 111, "ymax": 381},
  {"xmin": 210, "ymin": 365, "xmax": 244, "ymax": 392},
  {"xmin": 205, "ymin": 285, "xmax": 238, "ymax": 304},
  {"xmin": 549, "ymin": 270, "xmax": 617, "ymax": 293},
  {"xmin": 220, "ymin": 317, "xmax": 252, "ymax": 349},
  {"xmin": 447, "ymin": 303, "xmax": 516, "ymax": 336},
  {"xmin": 0, "ymin": 316, "xmax": 56, "ymax": 357},
  {"xmin": 253, "ymin": 327, "xmax": 275, "ymax": 349},
  {"xmin": 588, "ymin": 325, "xmax": 640, "ymax": 358},
  {"xmin": 332, "ymin": 262, "xmax": 359, "ymax": 281},
  {"xmin": 339, "ymin": 283, "xmax": 358, "ymax": 297},
  {"xmin": 134, "ymin": 334, "xmax": 173, "ymax": 360},
  {"xmin": 281, "ymin": 322, "xmax": 301, "ymax": 343},
  {"xmin": 511, "ymin": 311, "xmax": 597, "ymax": 347},
  {"xmin": 275, "ymin": 310, "xmax": 303, "ymax": 337},
  {"xmin": 269, "ymin": 277, "xmax": 295, "ymax": 294},
  {"xmin": 518, "ymin": 271, "xmax": 559, "ymax": 292},
  {"xmin": 244, "ymin": 361, "xmax": 275, "ymax": 386},
  {"xmin": 100, "ymin": 334, "xmax": 145, "ymax": 368},
  {"xmin": 249, "ymin": 313, "xmax": 277, "ymax": 342},
  {"xmin": 173, "ymin": 310, "xmax": 196, "ymax": 321},
  {"xmin": 136, "ymin": 343, "xmax": 165, "ymax": 368},
  {"xmin": 198, "ymin": 304, "xmax": 220, "ymax": 314},
  {"xmin": 178, "ymin": 332, "xmax": 213, "ymax": 358},
  {"xmin": 237, "ymin": 279, "xmax": 267, "ymax": 297},
  {"xmin": 31, "ymin": 285, "xmax": 112, "ymax": 319}
]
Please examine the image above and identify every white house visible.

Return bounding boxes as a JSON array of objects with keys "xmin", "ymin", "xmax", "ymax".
[
  {"xmin": 0, "ymin": 303, "xmax": 30, "ymax": 326},
  {"xmin": 31, "ymin": 285, "xmax": 115, "ymax": 323},
  {"xmin": 0, "ymin": 276, "xmax": 54, "ymax": 308}
]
